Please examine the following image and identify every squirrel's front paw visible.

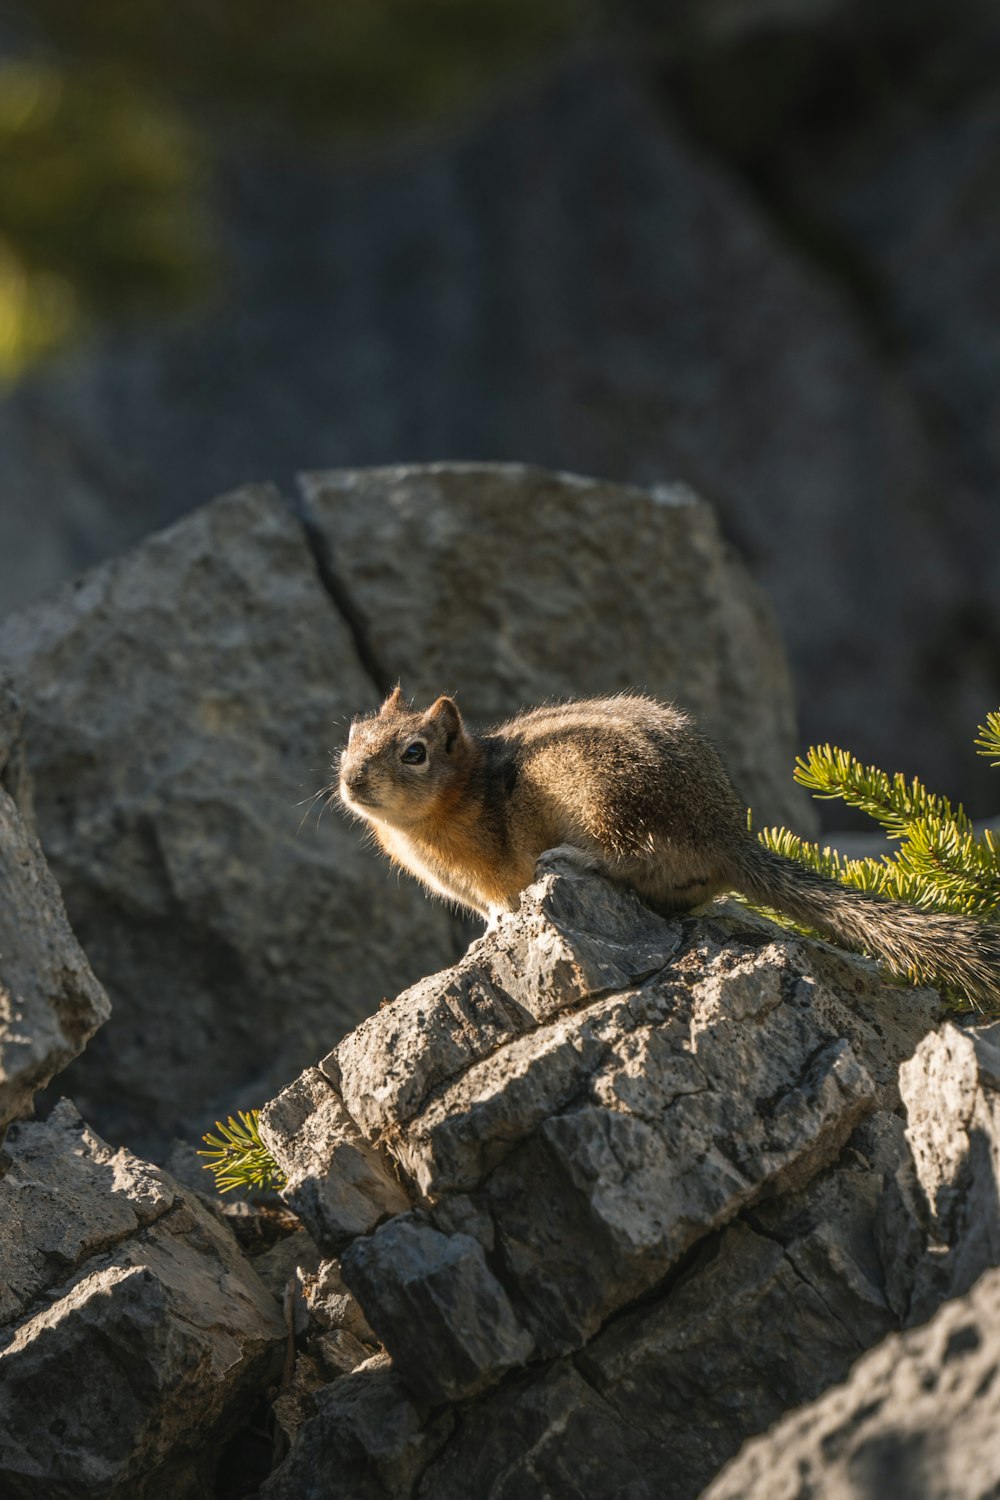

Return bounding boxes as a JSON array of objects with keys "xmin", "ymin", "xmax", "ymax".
[{"xmin": 536, "ymin": 843, "xmax": 608, "ymax": 877}]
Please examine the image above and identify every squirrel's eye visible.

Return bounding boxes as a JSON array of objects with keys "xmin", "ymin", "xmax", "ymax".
[{"xmin": 401, "ymin": 742, "xmax": 427, "ymax": 766}]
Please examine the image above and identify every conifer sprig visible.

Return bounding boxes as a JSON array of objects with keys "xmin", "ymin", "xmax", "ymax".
[
  {"xmin": 752, "ymin": 709, "xmax": 1000, "ymax": 949},
  {"xmin": 975, "ymin": 710, "xmax": 1000, "ymax": 766},
  {"xmin": 792, "ymin": 746, "xmax": 974, "ymax": 840},
  {"xmin": 198, "ymin": 1110, "xmax": 285, "ymax": 1195}
]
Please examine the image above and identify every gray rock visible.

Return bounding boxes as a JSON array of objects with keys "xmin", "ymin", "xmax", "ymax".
[
  {"xmin": 0, "ymin": 762, "xmax": 109, "ymax": 1139},
  {"xmin": 251, "ymin": 1228, "xmax": 323, "ymax": 1304},
  {"xmin": 0, "ymin": 483, "xmax": 462, "ymax": 1156},
  {"xmin": 0, "ymin": 1100, "xmax": 285, "ymax": 1499},
  {"xmin": 266, "ymin": 864, "xmax": 939, "ymax": 1399},
  {"xmin": 340, "ymin": 1213, "xmax": 534, "ymax": 1403},
  {"xmin": 262, "ymin": 1359, "xmax": 454, "ymax": 1500},
  {"xmin": 259, "ymin": 1068, "xmax": 412, "ymax": 1250},
  {"xmin": 333, "ymin": 855, "xmax": 683, "ymax": 1145},
  {"xmin": 300, "ymin": 463, "xmax": 810, "ymax": 832},
  {"xmin": 0, "ymin": 677, "xmax": 34, "ymax": 826},
  {"xmin": 300, "ymin": 1257, "xmax": 377, "ymax": 1345},
  {"xmin": 271, "ymin": 1352, "xmax": 329, "ymax": 1446},
  {"xmin": 701, "ymin": 1262, "xmax": 1000, "ymax": 1500},
  {"xmin": 316, "ymin": 1327, "xmax": 373, "ymax": 1378},
  {"xmin": 0, "ymin": 1100, "xmax": 175, "ymax": 1326},
  {"xmin": 272, "ymin": 1111, "xmax": 908, "ymax": 1500},
  {"xmin": 891, "ymin": 1019, "xmax": 1000, "ymax": 1323}
]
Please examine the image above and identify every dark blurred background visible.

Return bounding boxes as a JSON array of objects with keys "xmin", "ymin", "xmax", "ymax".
[{"xmin": 1, "ymin": 0, "xmax": 998, "ymax": 825}]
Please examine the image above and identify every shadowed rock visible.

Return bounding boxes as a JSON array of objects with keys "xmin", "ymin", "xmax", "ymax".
[
  {"xmin": 0, "ymin": 1101, "xmax": 285, "ymax": 1500},
  {"xmin": 702, "ymin": 1262, "xmax": 1000, "ymax": 1500},
  {"xmin": 0, "ymin": 689, "xmax": 109, "ymax": 1140}
]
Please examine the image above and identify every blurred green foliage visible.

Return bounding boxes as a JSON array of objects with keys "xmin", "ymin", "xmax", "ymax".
[
  {"xmin": 13, "ymin": 0, "xmax": 589, "ymax": 136},
  {"xmin": 0, "ymin": 62, "xmax": 211, "ymax": 378},
  {"xmin": 0, "ymin": 0, "xmax": 592, "ymax": 380}
]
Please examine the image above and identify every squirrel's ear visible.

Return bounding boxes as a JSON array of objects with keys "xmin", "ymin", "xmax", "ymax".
[
  {"xmin": 424, "ymin": 695, "xmax": 463, "ymax": 746},
  {"xmin": 379, "ymin": 684, "xmax": 406, "ymax": 716}
]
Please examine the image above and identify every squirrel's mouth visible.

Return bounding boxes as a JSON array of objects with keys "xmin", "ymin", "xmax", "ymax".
[{"xmin": 340, "ymin": 778, "xmax": 379, "ymax": 813}]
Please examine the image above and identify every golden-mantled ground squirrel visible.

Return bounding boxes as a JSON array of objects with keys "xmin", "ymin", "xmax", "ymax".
[{"xmin": 338, "ymin": 687, "xmax": 1000, "ymax": 1005}]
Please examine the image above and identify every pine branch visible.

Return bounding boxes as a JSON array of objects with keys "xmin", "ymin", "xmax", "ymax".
[
  {"xmin": 793, "ymin": 745, "xmax": 974, "ymax": 841},
  {"xmin": 756, "ymin": 825, "xmax": 947, "ymax": 913},
  {"xmin": 892, "ymin": 818, "xmax": 1000, "ymax": 917},
  {"xmin": 198, "ymin": 1110, "xmax": 285, "ymax": 1195},
  {"xmin": 745, "ymin": 709, "xmax": 1000, "ymax": 1006}
]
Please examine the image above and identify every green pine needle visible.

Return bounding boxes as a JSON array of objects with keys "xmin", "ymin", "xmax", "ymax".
[
  {"xmin": 975, "ymin": 711, "xmax": 1000, "ymax": 766},
  {"xmin": 792, "ymin": 745, "xmax": 974, "ymax": 841},
  {"xmin": 198, "ymin": 1109, "xmax": 286, "ymax": 1195},
  {"xmin": 746, "ymin": 708, "xmax": 1000, "ymax": 986}
]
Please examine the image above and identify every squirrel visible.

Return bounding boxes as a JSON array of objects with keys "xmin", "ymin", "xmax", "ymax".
[{"xmin": 337, "ymin": 686, "xmax": 1000, "ymax": 1006}]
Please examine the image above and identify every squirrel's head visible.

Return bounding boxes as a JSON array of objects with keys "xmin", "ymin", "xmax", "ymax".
[{"xmin": 338, "ymin": 686, "xmax": 472, "ymax": 829}]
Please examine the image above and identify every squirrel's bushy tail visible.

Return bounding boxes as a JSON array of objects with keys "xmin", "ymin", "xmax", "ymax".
[{"xmin": 729, "ymin": 841, "xmax": 1000, "ymax": 1009}]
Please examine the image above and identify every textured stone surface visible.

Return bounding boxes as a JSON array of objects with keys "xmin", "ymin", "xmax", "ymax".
[
  {"xmin": 0, "ymin": 1101, "xmax": 285, "ymax": 1499},
  {"xmin": 265, "ymin": 862, "xmax": 940, "ymax": 1400},
  {"xmin": 261, "ymin": 1358, "xmax": 454, "ymax": 1500},
  {"xmin": 0, "ymin": 1101, "xmax": 174, "ymax": 1326},
  {"xmin": 882, "ymin": 1019, "xmax": 1000, "ymax": 1325},
  {"xmin": 333, "ymin": 850, "xmax": 683, "ymax": 1145},
  {"xmin": 0, "ymin": 720, "xmax": 109, "ymax": 1137},
  {"xmin": 301, "ymin": 462, "xmax": 809, "ymax": 832},
  {"xmin": 340, "ymin": 1213, "xmax": 534, "ymax": 1402},
  {"xmin": 259, "ymin": 1068, "xmax": 412, "ymax": 1249},
  {"xmin": 260, "ymin": 863, "xmax": 1000, "ymax": 1500},
  {"xmin": 0, "ymin": 483, "xmax": 461, "ymax": 1155},
  {"xmin": 702, "ymin": 1262, "xmax": 1000, "ymax": 1500},
  {"xmin": 300, "ymin": 1257, "xmax": 376, "ymax": 1346},
  {"xmin": 267, "ymin": 1110, "xmax": 911, "ymax": 1500},
  {"xmin": 0, "ymin": 677, "xmax": 34, "ymax": 825}
]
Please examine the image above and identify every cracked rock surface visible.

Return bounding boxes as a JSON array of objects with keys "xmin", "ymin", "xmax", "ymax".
[
  {"xmin": 0, "ymin": 465, "xmax": 807, "ymax": 1157},
  {"xmin": 299, "ymin": 463, "xmax": 809, "ymax": 831},
  {"xmin": 0, "ymin": 1100, "xmax": 285, "ymax": 1499},
  {"xmin": 260, "ymin": 859, "xmax": 954, "ymax": 1498},
  {"xmin": 0, "ymin": 483, "xmax": 460, "ymax": 1157}
]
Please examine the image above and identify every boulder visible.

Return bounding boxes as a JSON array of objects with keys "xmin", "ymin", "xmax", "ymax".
[
  {"xmin": 298, "ymin": 463, "xmax": 810, "ymax": 830},
  {"xmin": 0, "ymin": 687, "xmax": 109, "ymax": 1140},
  {"xmin": 0, "ymin": 467, "xmax": 807, "ymax": 1157},
  {"xmin": 701, "ymin": 1262, "xmax": 1000, "ymax": 1500},
  {"xmin": 262, "ymin": 1357, "xmax": 454, "ymax": 1500},
  {"xmin": 261, "ymin": 858, "xmax": 940, "ymax": 1409},
  {"xmin": 0, "ymin": 483, "xmax": 463, "ymax": 1157},
  {"xmin": 0, "ymin": 676, "xmax": 34, "ymax": 823},
  {"xmin": 262, "ymin": 858, "xmax": 958, "ymax": 1499},
  {"xmin": 0, "ymin": 1100, "xmax": 285, "ymax": 1500}
]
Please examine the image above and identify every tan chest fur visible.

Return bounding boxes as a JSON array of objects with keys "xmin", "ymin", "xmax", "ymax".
[{"xmin": 375, "ymin": 805, "xmax": 524, "ymax": 913}]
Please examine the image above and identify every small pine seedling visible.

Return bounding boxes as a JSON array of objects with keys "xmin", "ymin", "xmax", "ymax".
[{"xmin": 198, "ymin": 1110, "xmax": 286, "ymax": 1195}]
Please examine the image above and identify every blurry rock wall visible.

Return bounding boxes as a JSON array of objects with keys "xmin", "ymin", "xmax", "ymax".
[{"xmin": 1, "ymin": 0, "xmax": 999, "ymax": 820}]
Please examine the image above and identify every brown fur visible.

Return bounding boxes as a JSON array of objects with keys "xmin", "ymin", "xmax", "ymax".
[{"xmin": 337, "ymin": 689, "xmax": 1000, "ymax": 1006}]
